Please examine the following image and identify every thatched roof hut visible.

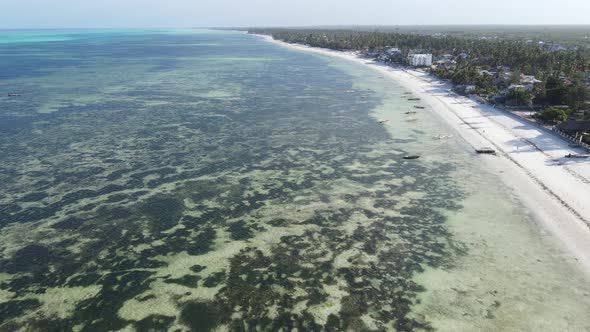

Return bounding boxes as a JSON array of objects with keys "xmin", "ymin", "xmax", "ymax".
[{"xmin": 557, "ymin": 120, "xmax": 590, "ymax": 135}]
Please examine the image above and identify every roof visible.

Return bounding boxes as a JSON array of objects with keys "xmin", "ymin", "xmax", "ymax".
[
  {"xmin": 557, "ymin": 120, "xmax": 590, "ymax": 133},
  {"xmin": 520, "ymin": 75, "xmax": 542, "ymax": 84},
  {"xmin": 479, "ymin": 70, "xmax": 497, "ymax": 76},
  {"xmin": 508, "ymin": 84, "xmax": 525, "ymax": 90}
]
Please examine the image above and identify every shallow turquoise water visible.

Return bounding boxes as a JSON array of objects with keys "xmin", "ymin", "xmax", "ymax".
[
  {"xmin": 0, "ymin": 29, "xmax": 589, "ymax": 331},
  {"xmin": 0, "ymin": 29, "xmax": 202, "ymax": 44}
]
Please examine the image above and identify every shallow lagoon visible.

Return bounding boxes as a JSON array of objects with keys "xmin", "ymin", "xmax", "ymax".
[{"xmin": 0, "ymin": 30, "xmax": 589, "ymax": 331}]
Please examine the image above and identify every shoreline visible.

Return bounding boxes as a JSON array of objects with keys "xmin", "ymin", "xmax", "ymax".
[{"xmin": 254, "ymin": 33, "xmax": 590, "ymax": 275}]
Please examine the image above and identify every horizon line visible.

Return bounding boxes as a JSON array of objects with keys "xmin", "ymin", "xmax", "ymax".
[{"xmin": 1, "ymin": 23, "xmax": 590, "ymax": 31}]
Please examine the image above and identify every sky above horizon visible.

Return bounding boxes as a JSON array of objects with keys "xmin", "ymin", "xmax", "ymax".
[{"xmin": 2, "ymin": 0, "xmax": 590, "ymax": 29}]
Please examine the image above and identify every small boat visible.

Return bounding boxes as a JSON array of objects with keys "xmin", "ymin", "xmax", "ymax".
[
  {"xmin": 7, "ymin": 93, "xmax": 21, "ymax": 97},
  {"xmin": 565, "ymin": 153, "xmax": 590, "ymax": 159},
  {"xmin": 403, "ymin": 155, "xmax": 420, "ymax": 160},
  {"xmin": 434, "ymin": 134, "xmax": 453, "ymax": 140},
  {"xmin": 405, "ymin": 111, "xmax": 417, "ymax": 114},
  {"xmin": 408, "ymin": 98, "xmax": 420, "ymax": 101},
  {"xmin": 475, "ymin": 147, "xmax": 496, "ymax": 154},
  {"xmin": 414, "ymin": 106, "xmax": 425, "ymax": 109},
  {"xmin": 405, "ymin": 117, "xmax": 418, "ymax": 122},
  {"xmin": 378, "ymin": 119, "xmax": 389, "ymax": 124}
]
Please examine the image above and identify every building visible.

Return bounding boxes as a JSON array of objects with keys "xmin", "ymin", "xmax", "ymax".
[
  {"xmin": 376, "ymin": 47, "xmax": 403, "ymax": 63},
  {"xmin": 494, "ymin": 70, "xmax": 515, "ymax": 87},
  {"xmin": 548, "ymin": 44, "xmax": 568, "ymax": 52},
  {"xmin": 408, "ymin": 54, "xmax": 433, "ymax": 67},
  {"xmin": 557, "ymin": 120, "xmax": 590, "ymax": 136},
  {"xmin": 365, "ymin": 47, "xmax": 381, "ymax": 57},
  {"xmin": 479, "ymin": 70, "xmax": 497, "ymax": 76},
  {"xmin": 385, "ymin": 47, "xmax": 401, "ymax": 55},
  {"xmin": 508, "ymin": 84, "xmax": 535, "ymax": 92},
  {"xmin": 520, "ymin": 74, "xmax": 542, "ymax": 85}
]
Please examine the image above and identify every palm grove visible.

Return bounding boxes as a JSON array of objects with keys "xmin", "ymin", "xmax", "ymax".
[{"xmin": 249, "ymin": 28, "xmax": 590, "ymax": 124}]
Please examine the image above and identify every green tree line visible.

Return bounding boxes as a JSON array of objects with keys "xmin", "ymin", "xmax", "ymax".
[{"xmin": 249, "ymin": 28, "xmax": 589, "ymax": 114}]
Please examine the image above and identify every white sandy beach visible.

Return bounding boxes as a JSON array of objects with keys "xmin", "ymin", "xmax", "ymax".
[{"xmin": 257, "ymin": 34, "xmax": 590, "ymax": 275}]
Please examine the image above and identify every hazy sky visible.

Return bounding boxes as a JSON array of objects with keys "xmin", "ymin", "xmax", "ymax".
[{"xmin": 2, "ymin": 0, "xmax": 590, "ymax": 28}]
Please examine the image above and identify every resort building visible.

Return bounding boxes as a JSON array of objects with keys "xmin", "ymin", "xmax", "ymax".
[
  {"xmin": 385, "ymin": 47, "xmax": 401, "ymax": 55},
  {"xmin": 380, "ymin": 47, "xmax": 403, "ymax": 63},
  {"xmin": 408, "ymin": 54, "xmax": 433, "ymax": 67}
]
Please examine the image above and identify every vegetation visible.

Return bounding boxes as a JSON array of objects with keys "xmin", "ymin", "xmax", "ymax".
[
  {"xmin": 247, "ymin": 28, "xmax": 590, "ymax": 119},
  {"xmin": 505, "ymin": 89, "xmax": 534, "ymax": 106},
  {"xmin": 538, "ymin": 107, "xmax": 568, "ymax": 122},
  {"xmin": 248, "ymin": 29, "xmax": 588, "ymax": 75},
  {"xmin": 269, "ymin": 25, "xmax": 590, "ymax": 48}
]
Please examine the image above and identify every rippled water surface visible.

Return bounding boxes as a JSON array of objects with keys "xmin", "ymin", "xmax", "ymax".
[{"xmin": 1, "ymin": 29, "xmax": 590, "ymax": 331}]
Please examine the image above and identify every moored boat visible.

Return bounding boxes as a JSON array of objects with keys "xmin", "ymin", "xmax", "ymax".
[
  {"xmin": 565, "ymin": 153, "xmax": 590, "ymax": 159},
  {"xmin": 475, "ymin": 147, "xmax": 496, "ymax": 154}
]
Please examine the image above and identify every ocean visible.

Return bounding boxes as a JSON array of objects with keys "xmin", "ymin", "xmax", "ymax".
[{"xmin": 0, "ymin": 29, "xmax": 589, "ymax": 331}]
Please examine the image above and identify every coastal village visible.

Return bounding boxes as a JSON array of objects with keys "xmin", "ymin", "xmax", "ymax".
[
  {"xmin": 367, "ymin": 44, "xmax": 590, "ymax": 148},
  {"xmin": 249, "ymin": 28, "xmax": 589, "ymax": 149}
]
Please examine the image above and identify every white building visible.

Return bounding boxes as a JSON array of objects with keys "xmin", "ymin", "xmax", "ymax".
[
  {"xmin": 385, "ymin": 47, "xmax": 401, "ymax": 55},
  {"xmin": 479, "ymin": 70, "xmax": 497, "ymax": 76},
  {"xmin": 408, "ymin": 54, "xmax": 433, "ymax": 67},
  {"xmin": 520, "ymin": 74, "xmax": 542, "ymax": 85},
  {"xmin": 508, "ymin": 84, "xmax": 535, "ymax": 92},
  {"xmin": 465, "ymin": 85, "xmax": 477, "ymax": 93}
]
